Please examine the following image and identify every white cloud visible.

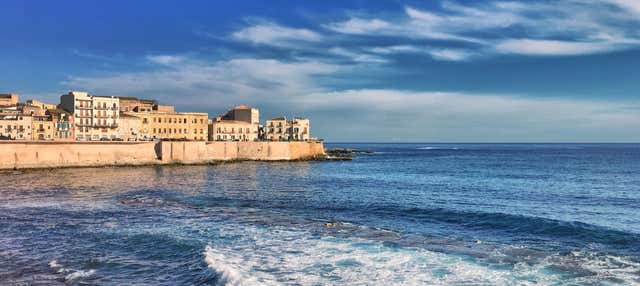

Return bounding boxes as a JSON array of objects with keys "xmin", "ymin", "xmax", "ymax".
[
  {"xmin": 63, "ymin": 57, "xmax": 340, "ymax": 109},
  {"xmin": 329, "ymin": 47, "xmax": 388, "ymax": 63},
  {"xmin": 298, "ymin": 89, "xmax": 640, "ymax": 142},
  {"xmin": 232, "ymin": 22, "xmax": 321, "ymax": 46},
  {"xmin": 495, "ymin": 39, "xmax": 617, "ymax": 56},
  {"xmin": 60, "ymin": 53, "xmax": 640, "ymax": 141},
  {"xmin": 146, "ymin": 55, "xmax": 187, "ymax": 66},
  {"xmin": 324, "ymin": 1, "xmax": 640, "ymax": 58},
  {"xmin": 324, "ymin": 18, "xmax": 393, "ymax": 34}
]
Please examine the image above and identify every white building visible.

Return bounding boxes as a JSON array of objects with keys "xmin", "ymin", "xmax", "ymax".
[{"xmin": 60, "ymin": 91, "xmax": 120, "ymax": 140}]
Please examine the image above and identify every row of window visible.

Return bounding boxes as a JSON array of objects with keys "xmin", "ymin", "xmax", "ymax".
[
  {"xmin": 150, "ymin": 117, "xmax": 206, "ymax": 124},
  {"xmin": 152, "ymin": 128, "xmax": 204, "ymax": 135},
  {"xmin": 215, "ymin": 127, "xmax": 251, "ymax": 134}
]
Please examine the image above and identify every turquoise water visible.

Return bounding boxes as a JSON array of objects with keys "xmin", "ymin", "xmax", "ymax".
[{"xmin": 1, "ymin": 143, "xmax": 639, "ymax": 285}]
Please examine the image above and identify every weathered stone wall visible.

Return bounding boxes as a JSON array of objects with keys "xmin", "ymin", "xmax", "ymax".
[
  {"xmin": 0, "ymin": 141, "xmax": 158, "ymax": 170},
  {"xmin": 161, "ymin": 141, "xmax": 325, "ymax": 163},
  {"xmin": 0, "ymin": 141, "xmax": 325, "ymax": 169}
]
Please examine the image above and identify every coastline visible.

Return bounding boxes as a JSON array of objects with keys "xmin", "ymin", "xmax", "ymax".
[{"xmin": 0, "ymin": 140, "xmax": 325, "ymax": 170}]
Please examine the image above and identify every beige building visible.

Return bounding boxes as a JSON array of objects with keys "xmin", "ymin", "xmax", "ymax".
[
  {"xmin": 209, "ymin": 105, "xmax": 260, "ymax": 141},
  {"xmin": 209, "ymin": 119, "xmax": 258, "ymax": 141},
  {"xmin": 118, "ymin": 97, "xmax": 155, "ymax": 112},
  {"xmin": 26, "ymin": 99, "xmax": 57, "ymax": 111},
  {"xmin": 265, "ymin": 117, "xmax": 310, "ymax": 141},
  {"xmin": 117, "ymin": 113, "xmax": 143, "ymax": 141},
  {"xmin": 60, "ymin": 91, "xmax": 120, "ymax": 140},
  {"xmin": 0, "ymin": 94, "xmax": 19, "ymax": 106},
  {"xmin": 125, "ymin": 110, "xmax": 208, "ymax": 141},
  {"xmin": 31, "ymin": 115, "xmax": 55, "ymax": 140},
  {"xmin": 0, "ymin": 115, "xmax": 32, "ymax": 140}
]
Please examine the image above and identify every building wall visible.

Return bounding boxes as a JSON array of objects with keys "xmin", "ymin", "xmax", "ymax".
[
  {"xmin": 0, "ymin": 115, "xmax": 32, "ymax": 140},
  {"xmin": 208, "ymin": 120, "xmax": 258, "ymax": 141},
  {"xmin": 265, "ymin": 118, "xmax": 287, "ymax": 141},
  {"xmin": 60, "ymin": 91, "xmax": 120, "ymax": 140},
  {"xmin": 31, "ymin": 116, "xmax": 55, "ymax": 140},
  {"xmin": 265, "ymin": 117, "xmax": 310, "ymax": 141},
  {"xmin": 128, "ymin": 111, "xmax": 208, "ymax": 141},
  {"xmin": 0, "ymin": 94, "xmax": 19, "ymax": 106},
  {"xmin": 49, "ymin": 111, "xmax": 74, "ymax": 141},
  {"xmin": 118, "ymin": 115, "xmax": 143, "ymax": 141}
]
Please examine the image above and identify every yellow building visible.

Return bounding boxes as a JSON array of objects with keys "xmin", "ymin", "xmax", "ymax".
[
  {"xmin": 0, "ymin": 114, "xmax": 32, "ymax": 140},
  {"xmin": 31, "ymin": 115, "xmax": 55, "ymax": 140},
  {"xmin": 125, "ymin": 110, "xmax": 208, "ymax": 141},
  {"xmin": 26, "ymin": 99, "xmax": 57, "ymax": 111},
  {"xmin": 0, "ymin": 94, "xmax": 19, "ymax": 107}
]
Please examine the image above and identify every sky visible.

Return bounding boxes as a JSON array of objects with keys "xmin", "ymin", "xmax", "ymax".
[{"xmin": 0, "ymin": 0, "xmax": 639, "ymax": 142}]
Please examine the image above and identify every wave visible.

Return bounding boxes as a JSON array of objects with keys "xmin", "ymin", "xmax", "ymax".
[
  {"xmin": 49, "ymin": 260, "xmax": 96, "ymax": 282},
  {"xmin": 417, "ymin": 146, "xmax": 460, "ymax": 150},
  {"xmin": 367, "ymin": 206, "xmax": 640, "ymax": 251},
  {"xmin": 204, "ymin": 246, "xmax": 244, "ymax": 286}
]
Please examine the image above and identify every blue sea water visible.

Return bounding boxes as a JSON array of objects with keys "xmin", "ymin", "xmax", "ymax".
[{"xmin": 1, "ymin": 143, "xmax": 639, "ymax": 285}]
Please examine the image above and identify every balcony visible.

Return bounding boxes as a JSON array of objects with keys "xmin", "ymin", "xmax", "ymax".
[{"xmin": 93, "ymin": 123, "xmax": 118, "ymax": 128}]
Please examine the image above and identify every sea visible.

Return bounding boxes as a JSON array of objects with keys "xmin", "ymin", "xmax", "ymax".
[{"xmin": 1, "ymin": 143, "xmax": 639, "ymax": 285}]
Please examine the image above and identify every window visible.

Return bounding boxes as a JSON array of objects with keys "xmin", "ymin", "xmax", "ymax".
[{"xmin": 200, "ymin": 129, "xmax": 203, "ymax": 134}]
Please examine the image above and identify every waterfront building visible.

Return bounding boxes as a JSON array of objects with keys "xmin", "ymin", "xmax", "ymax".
[
  {"xmin": 47, "ymin": 109, "xmax": 74, "ymax": 141},
  {"xmin": 0, "ymin": 94, "xmax": 19, "ymax": 107},
  {"xmin": 31, "ymin": 115, "xmax": 55, "ymax": 140},
  {"xmin": 208, "ymin": 118, "xmax": 258, "ymax": 141},
  {"xmin": 60, "ymin": 91, "xmax": 120, "ymax": 140},
  {"xmin": 117, "ymin": 113, "xmax": 142, "ymax": 141},
  {"xmin": 124, "ymin": 109, "xmax": 208, "ymax": 141},
  {"xmin": 26, "ymin": 99, "xmax": 57, "ymax": 111},
  {"xmin": 19, "ymin": 103, "xmax": 46, "ymax": 116},
  {"xmin": 118, "ymin": 97, "xmax": 155, "ymax": 112},
  {"xmin": 209, "ymin": 105, "xmax": 260, "ymax": 141},
  {"xmin": 0, "ymin": 114, "xmax": 32, "ymax": 140},
  {"xmin": 265, "ymin": 117, "xmax": 310, "ymax": 141}
]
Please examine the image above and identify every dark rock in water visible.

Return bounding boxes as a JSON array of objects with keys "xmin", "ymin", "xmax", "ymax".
[
  {"xmin": 324, "ymin": 221, "xmax": 344, "ymax": 227},
  {"xmin": 324, "ymin": 148, "xmax": 374, "ymax": 160}
]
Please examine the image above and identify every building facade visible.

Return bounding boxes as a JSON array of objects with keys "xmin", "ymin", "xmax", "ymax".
[
  {"xmin": 208, "ymin": 119, "xmax": 258, "ymax": 141},
  {"xmin": 31, "ymin": 115, "xmax": 55, "ymax": 140},
  {"xmin": 209, "ymin": 105, "xmax": 260, "ymax": 141},
  {"xmin": 47, "ymin": 109, "xmax": 74, "ymax": 141},
  {"xmin": 117, "ymin": 114, "xmax": 142, "ymax": 141},
  {"xmin": 265, "ymin": 117, "xmax": 310, "ymax": 141},
  {"xmin": 26, "ymin": 99, "xmax": 57, "ymax": 111},
  {"xmin": 0, "ymin": 94, "xmax": 19, "ymax": 107},
  {"xmin": 60, "ymin": 91, "xmax": 120, "ymax": 140},
  {"xmin": 125, "ymin": 110, "xmax": 208, "ymax": 141},
  {"xmin": 0, "ymin": 115, "xmax": 32, "ymax": 140},
  {"xmin": 118, "ymin": 97, "xmax": 155, "ymax": 112}
]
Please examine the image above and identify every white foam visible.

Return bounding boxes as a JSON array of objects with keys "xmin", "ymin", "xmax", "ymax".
[
  {"xmin": 417, "ymin": 147, "xmax": 460, "ymax": 150},
  {"xmin": 65, "ymin": 269, "xmax": 96, "ymax": 282},
  {"xmin": 204, "ymin": 245, "xmax": 270, "ymax": 286},
  {"xmin": 199, "ymin": 226, "xmax": 565, "ymax": 285}
]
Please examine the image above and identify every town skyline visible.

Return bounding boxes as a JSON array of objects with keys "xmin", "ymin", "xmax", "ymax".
[{"xmin": 1, "ymin": 0, "xmax": 639, "ymax": 142}]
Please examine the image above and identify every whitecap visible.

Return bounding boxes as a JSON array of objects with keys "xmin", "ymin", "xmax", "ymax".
[
  {"xmin": 204, "ymin": 245, "xmax": 246, "ymax": 286},
  {"xmin": 65, "ymin": 269, "xmax": 96, "ymax": 282}
]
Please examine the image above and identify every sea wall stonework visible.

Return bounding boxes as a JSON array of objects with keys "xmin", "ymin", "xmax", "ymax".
[
  {"xmin": 0, "ymin": 141, "xmax": 325, "ymax": 169},
  {"xmin": 0, "ymin": 141, "xmax": 158, "ymax": 170}
]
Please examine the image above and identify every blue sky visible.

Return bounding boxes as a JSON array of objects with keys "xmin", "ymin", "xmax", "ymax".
[{"xmin": 1, "ymin": 0, "xmax": 639, "ymax": 142}]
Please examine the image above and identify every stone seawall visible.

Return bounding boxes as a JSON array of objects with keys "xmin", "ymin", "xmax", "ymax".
[
  {"xmin": 159, "ymin": 141, "xmax": 325, "ymax": 163},
  {"xmin": 0, "ymin": 141, "xmax": 325, "ymax": 170}
]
